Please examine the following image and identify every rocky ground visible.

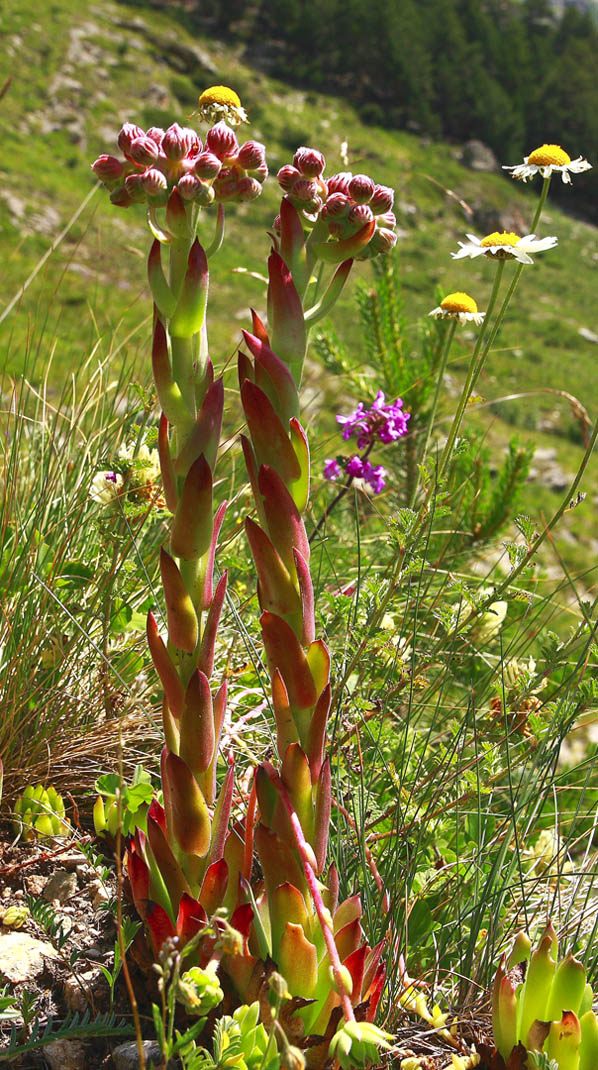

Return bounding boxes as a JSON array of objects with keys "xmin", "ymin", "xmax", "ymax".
[{"xmin": 0, "ymin": 828, "xmax": 166, "ymax": 1069}]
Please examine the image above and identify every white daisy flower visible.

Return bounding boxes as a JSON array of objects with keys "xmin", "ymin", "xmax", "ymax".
[
  {"xmin": 451, "ymin": 231, "xmax": 558, "ymax": 265},
  {"xmin": 429, "ymin": 291, "xmax": 485, "ymax": 325},
  {"xmin": 503, "ymin": 143, "xmax": 591, "ymax": 185}
]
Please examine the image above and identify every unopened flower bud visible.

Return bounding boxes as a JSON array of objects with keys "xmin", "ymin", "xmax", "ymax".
[
  {"xmin": 327, "ymin": 171, "xmax": 352, "ymax": 195},
  {"xmin": 124, "ymin": 172, "xmax": 146, "ymax": 202},
  {"xmin": 282, "ymin": 1046, "xmax": 306, "ymax": 1070},
  {"xmin": 349, "ymin": 173, "xmax": 375, "ymax": 203},
  {"xmin": 376, "ymin": 210, "xmax": 396, "ymax": 229},
  {"xmin": 193, "ymin": 151, "xmax": 222, "ymax": 180},
  {"xmin": 370, "ymin": 183, "xmax": 394, "ymax": 214},
  {"xmin": 129, "ymin": 135, "xmax": 160, "ymax": 167},
  {"xmin": 213, "ymin": 167, "xmax": 239, "ymax": 200},
  {"xmin": 325, "ymin": 192, "xmax": 352, "ymax": 218},
  {"xmin": 118, "ymin": 122, "xmax": 145, "ymax": 156},
  {"xmin": 146, "ymin": 126, "xmax": 165, "ymax": 146},
  {"xmin": 278, "ymin": 165, "xmax": 301, "ymax": 192},
  {"xmin": 91, "ymin": 154, "xmax": 124, "ymax": 184},
  {"xmin": 140, "ymin": 168, "xmax": 168, "ymax": 199},
  {"xmin": 109, "ymin": 185, "xmax": 133, "ymax": 208},
  {"xmin": 291, "ymin": 178, "xmax": 318, "ymax": 202},
  {"xmin": 293, "ymin": 146, "xmax": 326, "ymax": 177},
  {"xmin": 348, "ymin": 203, "xmax": 374, "ymax": 227},
  {"xmin": 178, "ymin": 174, "xmax": 215, "ymax": 205},
  {"xmin": 237, "ymin": 176, "xmax": 263, "ymax": 201},
  {"xmin": 206, "ymin": 121, "xmax": 239, "ymax": 160},
  {"xmin": 329, "ymin": 963, "xmax": 354, "ymax": 996},
  {"xmin": 238, "ymin": 140, "xmax": 266, "ymax": 170},
  {"xmin": 162, "ymin": 123, "xmax": 198, "ymax": 162},
  {"xmin": 370, "ymin": 227, "xmax": 397, "ymax": 254},
  {"xmin": 269, "ymin": 972, "xmax": 292, "ymax": 1001}
]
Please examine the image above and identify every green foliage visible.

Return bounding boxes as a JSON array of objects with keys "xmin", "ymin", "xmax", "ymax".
[
  {"xmin": 93, "ymin": 765, "xmax": 155, "ymax": 838},
  {"xmin": 13, "ymin": 784, "xmax": 69, "ymax": 840},
  {"xmin": 0, "ymin": 1011, "xmax": 134, "ymax": 1062}
]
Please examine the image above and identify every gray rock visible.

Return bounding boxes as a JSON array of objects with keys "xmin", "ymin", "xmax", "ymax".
[
  {"xmin": 462, "ymin": 139, "xmax": 497, "ymax": 172},
  {"xmin": 0, "ymin": 932, "xmax": 59, "ymax": 983},
  {"xmin": 112, "ymin": 1040, "xmax": 171, "ymax": 1069},
  {"xmin": 45, "ymin": 1039, "xmax": 86, "ymax": 1070},
  {"xmin": 43, "ymin": 868, "xmax": 78, "ymax": 904}
]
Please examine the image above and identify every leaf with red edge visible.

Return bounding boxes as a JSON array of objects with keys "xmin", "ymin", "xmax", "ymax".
[
  {"xmin": 200, "ymin": 859, "xmax": 229, "ymax": 914},
  {"xmin": 174, "ymin": 378, "xmax": 224, "ymax": 477},
  {"xmin": 163, "ymin": 751, "xmax": 211, "ymax": 857},
  {"xmin": 176, "ymin": 893, "xmax": 207, "ymax": 946},
  {"xmin": 241, "ymin": 380, "xmax": 300, "ymax": 486},
  {"xmin": 279, "ymin": 923, "xmax": 318, "ymax": 998},
  {"xmin": 312, "ymin": 220, "xmax": 376, "ymax": 263},
  {"xmin": 146, "ymin": 612, "xmax": 185, "ymax": 717},
  {"xmin": 146, "ymin": 901, "xmax": 176, "ymax": 957},
  {"xmin": 344, "ymin": 945, "xmax": 367, "ymax": 1005},
  {"xmin": 267, "ymin": 249, "xmax": 306, "ymax": 383},
  {"xmin": 171, "ymin": 454, "xmax": 213, "ymax": 561}
]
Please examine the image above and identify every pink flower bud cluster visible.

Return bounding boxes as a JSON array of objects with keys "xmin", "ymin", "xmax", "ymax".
[
  {"xmin": 277, "ymin": 147, "xmax": 397, "ymax": 258},
  {"xmin": 92, "ymin": 121, "xmax": 267, "ymax": 209},
  {"xmin": 323, "ymin": 455, "xmax": 388, "ymax": 494}
]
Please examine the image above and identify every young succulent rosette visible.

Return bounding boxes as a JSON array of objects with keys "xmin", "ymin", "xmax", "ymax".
[{"xmin": 491, "ymin": 922, "xmax": 598, "ymax": 1069}]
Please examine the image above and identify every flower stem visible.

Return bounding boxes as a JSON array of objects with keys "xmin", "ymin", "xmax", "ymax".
[
  {"xmin": 438, "ymin": 261, "xmax": 505, "ymax": 480},
  {"xmin": 456, "ymin": 173, "xmax": 554, "ymax": 429},
  {"xmin": 412, "ymin": 319, "xmax": 456, "ymax": 504}
]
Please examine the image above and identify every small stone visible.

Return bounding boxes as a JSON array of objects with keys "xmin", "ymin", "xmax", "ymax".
[
  {"xmin": 112, "ymin": 1040, "xmax": 168, "ymax": 1069},
  {"xmin": 45, "ymin": 1038, "xmax": 86, "ymax": 1070},
  {"xmin": 43, "ymin": 869, "xmax": 77, "ymax": 904},
  {"xmin": 0, "ymin": 932, "xmax": 59, "ymax": 983},
  {"xmin": 461, "ymin": 139, "xmax": 497, "ymax": 172},
  {"xmin": 579, "ymin": 326, "xmax": 598, "ymax": 344},
  {"xmin": 25, "ymin": 873, "xmax": 46, "ymax": 896},
  {"xmin": 64, "ymin": 968, "xmax": 105, "ymax": 1012},
  {"xmin": 92, "ymin": 883, "xmax": 111, "ymax": 910}
]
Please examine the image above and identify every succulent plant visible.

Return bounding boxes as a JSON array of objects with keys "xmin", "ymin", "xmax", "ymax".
[
  {"xmin": 492, "ymin": 921, "xmax": 598, "ymax": 1069},
  {"xmin": 13, "ymin": 784, "xmax": 69, "ymax": 841}
]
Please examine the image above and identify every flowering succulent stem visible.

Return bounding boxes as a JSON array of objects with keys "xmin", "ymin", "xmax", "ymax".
[{"xmin": 265, "ymin": 767, "xmax": 356, "ymax": 1025}]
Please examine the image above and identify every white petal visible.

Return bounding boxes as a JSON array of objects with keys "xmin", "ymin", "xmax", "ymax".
[
  {"xmin": 513, "ymin": 250, "xmax": 533, "ymax": 265},
  {"xmin": 464, "ymin": 234, "xmax": 482, "ymax": 245}
]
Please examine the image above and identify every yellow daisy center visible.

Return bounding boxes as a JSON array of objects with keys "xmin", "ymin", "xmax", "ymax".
[
  {"xmin": 480, "ymin": 232, "xmax": 521, "ymax": 248},
  {"xmin": 440, "ymin": 292, "xmax": 478, "ymax": 314},
  {"xmin": 527, "ymin": 144, "xmax": 571, "ymax": 167},
  {"xmin": 198, "ymin": 85, "xmax": 242, "ymax": 109}
]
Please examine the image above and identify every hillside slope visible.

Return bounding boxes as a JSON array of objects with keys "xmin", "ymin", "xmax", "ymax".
[{"xmin": 1, "ymin": 0, "xmax": 597, "ymax": 579}]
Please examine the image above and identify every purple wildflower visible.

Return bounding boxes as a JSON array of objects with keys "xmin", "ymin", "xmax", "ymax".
[
  {"xmin": 346, "ymin": 456, "xmax": 365, "ymax": 478},
  {"xmin": 336, "ymin": 392, "xmax": 410, "ymax": 447},
  {"xmin": 362, "ymin": 462, "xmax": 387, "ymax": 494},
  {"xmin": 323, "ymin": 458, "xmax": 343, "ymax": 481}
]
